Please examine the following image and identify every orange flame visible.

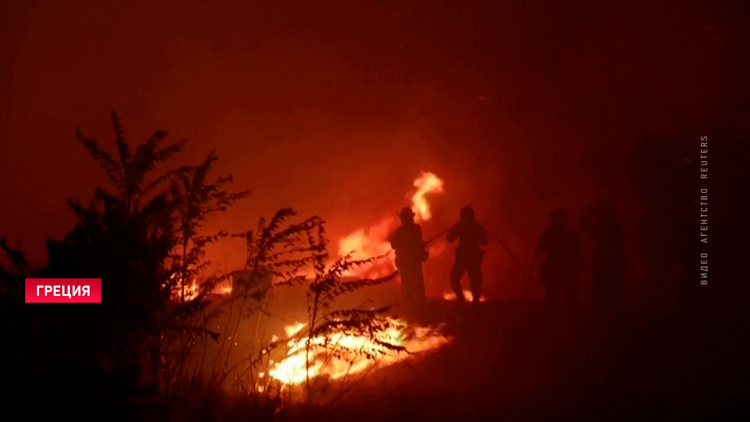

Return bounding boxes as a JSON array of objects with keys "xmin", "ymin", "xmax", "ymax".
[
  {"xmin": 267, "ymin": 319, "xmax": 452, "ymax": 385},
  {"xmin": 167, "ymin": 273, "xmax": 200, "ymax": 302},
  {"xmin": 337, "ymin": 172, "xmax": 445, "ymax": 278},
  {"xmin": 410, "ymin": 171, "xmax": 444, "ymax": 221},
  {"xmin": 185, "ymin": 172, "xmax": 446, "ymax": 294}
]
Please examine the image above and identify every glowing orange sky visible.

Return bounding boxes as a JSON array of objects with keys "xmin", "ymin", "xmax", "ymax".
[{"xmin": 0, "ymin": 1, "xmax": 741, "ymax": 302}]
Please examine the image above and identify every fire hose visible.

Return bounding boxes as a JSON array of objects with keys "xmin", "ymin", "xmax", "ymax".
[
  {"xmin": 423, "ymin": 229, "xmax": 450, "ymax": 245},
  {"xmin": 423, "ymin": 228, "xmax": 531, "ymax": 281},
  {"xmin": 486, "ymin": 231, "xmax": 532, "ymax": 282}
]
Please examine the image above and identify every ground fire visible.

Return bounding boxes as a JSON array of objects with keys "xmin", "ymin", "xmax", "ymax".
[
  {"xmin": 243, "ymin": 172, "xmax": 453, "ymax": 389},
  {"xmin": 443, "ymin": 289, "xmax": 487, "ymax": 302},
  {"xmin": 267, "ymin": 319, "xmax": 453, "ymax": 386}
]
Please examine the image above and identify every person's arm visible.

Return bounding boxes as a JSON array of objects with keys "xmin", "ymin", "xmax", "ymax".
[
  {"xmin": 532, "ymin": 230, "xmax": 549, "ymax": 265},
  {"xmin": 478, "ymin": 223, "xmax": 489, "ymax": 246},
  {"xmin": 416, "ymin": 225, "xmax": 429, "ymax": 261},
  {"xmin": 388, "ymin": 229, "xmax": 399, "ymax": 250},
  {"xmin": 446, "ymin": 223, "xmax": 459, "ymax": 243},
  {"xmin": 531, "ymin": 232, "xmax": 549, "ymax": 279},
  {"xmin": 536, "ymin": 230, "xmax": 549, "ymax": 254}
]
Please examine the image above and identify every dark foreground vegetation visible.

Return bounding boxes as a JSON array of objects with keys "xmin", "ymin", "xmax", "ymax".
[
  {"xmin": 1, "ymin": 113, "xmax": 746, "ymax": 421},
  {"xmin": 0, "ymin": 112, "xmax": 408, "ymax": 420}
]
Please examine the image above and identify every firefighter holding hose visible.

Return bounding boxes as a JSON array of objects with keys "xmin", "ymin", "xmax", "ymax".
[
  {"xmin": 389, "ymin": 207, "xmax": 428, "ymax": 313},
  {"xmin": 446, "ymin": 206, "xmax": 489, "ymax": 303}
]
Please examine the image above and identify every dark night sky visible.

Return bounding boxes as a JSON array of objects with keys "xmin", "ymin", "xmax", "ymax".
[{"xmin": 0, "ymin": 0, "xmax": 745, "ymax": 299}]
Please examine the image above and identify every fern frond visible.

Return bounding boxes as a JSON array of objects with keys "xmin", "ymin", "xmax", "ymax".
[
  {"xmin": 111, "ymin": 110, "xmax": 131, "ymax": 169},
  {"xmin": 137, "ymin": 165, "xmax": 194, "ymax": 203},
  {"xmin": 126, "ymin": 132, "xmax": 183, "ymax": 200},
  {"xmin": 75, "ymin": 126, "xmax": 125, "ymax": 196}
]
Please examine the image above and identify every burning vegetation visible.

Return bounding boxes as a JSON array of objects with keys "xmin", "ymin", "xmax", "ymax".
[
  {"xmin": 0, "ymin": 105, "xmax": 742, "ymax": 422},
  {"xmin": 337, "ymin": 171, "xmax": 445, "ymax": 279},
  {"xmin": 0, "ymin": 113, "xmax": 460, "ymax": 420},
  {"xmin": 266, "ymin": 318, "xmax": 452, "ymax": 386},
  {"xmin": 0, "ymin": 0, "xmax": 743, "ymax": 420}
]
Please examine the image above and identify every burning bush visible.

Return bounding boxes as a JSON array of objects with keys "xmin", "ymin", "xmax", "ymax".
[{"xmin": 0, "ymin": 112, "xmax": 453, "ymax": 420}]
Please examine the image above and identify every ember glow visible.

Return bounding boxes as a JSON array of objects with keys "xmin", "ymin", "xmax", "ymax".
[
  {"xmin": 213, "ymin": 278, "xmax": 233, "ymax": 296},
  {"xmin": 172, "ymin": 275, "xmax": 232, "ymax": 299},
  {"xmin": 268, "ymin": 319, "xmax": 453, "ymax": 386},
  {"xmin": 167, "ymin": 273, "xmax": 200, "ymax": 302},
  {"xmin": 442, "ymin": 290, "xmax": 487, "ymax": 302},
  {"xmin": 338, "ymin": 172, "xmax": 445, "ymax": 278}
]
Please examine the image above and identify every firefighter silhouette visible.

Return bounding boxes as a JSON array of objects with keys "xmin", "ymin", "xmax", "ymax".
[
  {"xmin": 446, "ymin": 206, "xmax": 488, "ymax": 303},
  {"xmin": 389, "ymin": 207, "xmax": 428, "ymax": 311},
  {"xmin": 580, "ymin": 206, "xmax": 627, "ymax": 332},
  {"xmin": 534, "ymin": 208, "xmax": 584, "ymax": 311}
]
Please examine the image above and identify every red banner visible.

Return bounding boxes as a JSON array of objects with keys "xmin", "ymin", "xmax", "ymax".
[{"xmin": 25, "ymin": 279, "xmax": 102, "ymax": 303}]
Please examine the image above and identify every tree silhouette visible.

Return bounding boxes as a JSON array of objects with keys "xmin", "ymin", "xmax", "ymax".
[
  {"xmin": 1, "ymin": 111, "xmax": 250, "ymax": 414},
  {"xmin": 0, "ymin": 111, "xmax": 410, "ymax": 419}
]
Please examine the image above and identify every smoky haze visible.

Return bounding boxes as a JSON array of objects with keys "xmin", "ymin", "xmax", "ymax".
[{"xmin": 0, "ymin": 0, "xmax": 737, "ymax": 303}]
